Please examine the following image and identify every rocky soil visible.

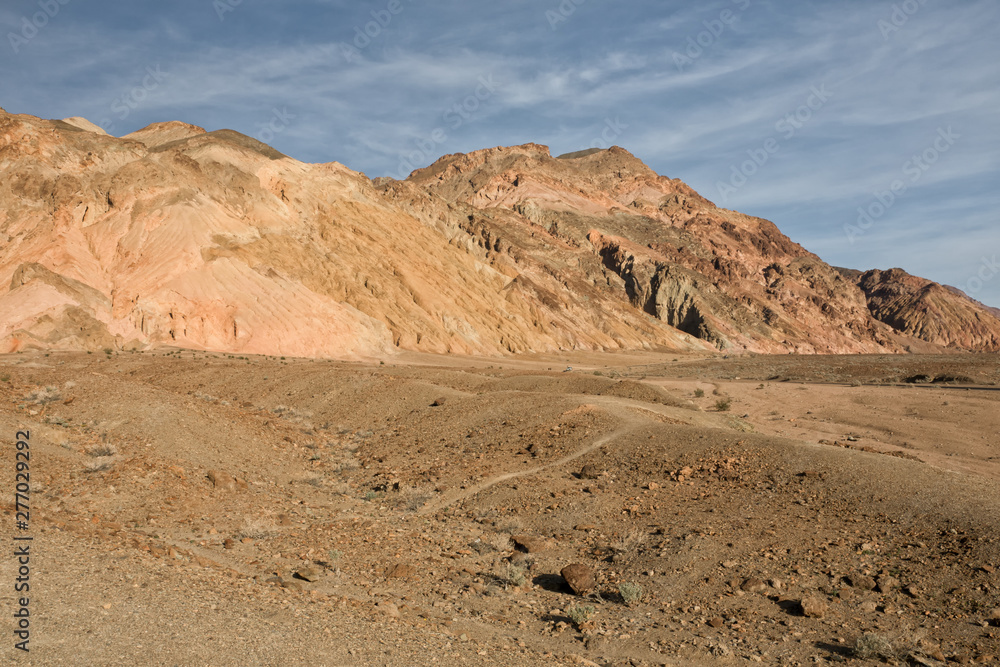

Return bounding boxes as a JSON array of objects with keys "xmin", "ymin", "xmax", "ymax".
[{"xmin": 1, "ymin": 349, "xmax": 998, "ymax": 665}]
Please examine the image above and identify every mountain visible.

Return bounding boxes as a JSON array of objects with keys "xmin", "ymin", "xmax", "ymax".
[
  {"xmin": 2, "ymin": 108, "xmax": 999, "ymax": 356},
  {"xmin": 851, "ymin": 268, "xmax": 1000, "ymax": 352}
]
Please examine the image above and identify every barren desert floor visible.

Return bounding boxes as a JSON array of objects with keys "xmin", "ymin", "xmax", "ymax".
[{"xmin": 1, "ymin": 349, "xmax": 999, "ymax": 665}]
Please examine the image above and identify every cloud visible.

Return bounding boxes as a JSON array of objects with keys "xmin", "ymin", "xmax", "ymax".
[{"xmin": 2, "ymin": 0, "xmax": 997, "ymax": 305}]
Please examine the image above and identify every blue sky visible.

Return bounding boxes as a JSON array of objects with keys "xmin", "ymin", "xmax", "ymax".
[{"xmin": 3, "ymin": 0, "xmax": 998, "ymax": 306}]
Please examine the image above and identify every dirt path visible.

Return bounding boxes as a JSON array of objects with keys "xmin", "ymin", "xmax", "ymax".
[
  {"xmin": 418, "ymin": 393, "xmax": 709, "ymax": 515},
  {"xmin": 418, "ymin": 422, "xmax": 637, "ymax": 515}
]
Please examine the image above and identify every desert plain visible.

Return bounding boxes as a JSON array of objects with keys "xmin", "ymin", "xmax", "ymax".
[{"xmin": 2, "ymin": 348, "xmax": 998, "ymax": 666}]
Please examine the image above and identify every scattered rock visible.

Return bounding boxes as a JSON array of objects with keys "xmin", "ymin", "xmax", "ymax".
[
  {"xmin": 800, "ymin": 595, "xmax": 827, "ymax": 618},
  {"xmin": 574, "ymin": 524, "xmax": 596, "ymax": 532},
  {"xmin": 512, "ymin": 535, "xmax": 555, "ymax": 553},
  {"xmin": 207, "ymin": 469, "xmax": 237, "ymax": 491},
  {"xmin": 294, "ymin": 567, "xmax": 322, "ymax": 582},
  {"xmin": 579, "ymin": 464, "xmax": 600, "ymax": 480},
  {"xmin": 223, "ymin": 538, "xmax": 235, "ymax": 550},
  {"xmin": 708, "ymin": 617, "xmax": 724, "ymax": 628},
  {"xmin": 430, "ymin": 397, "xmax": 446, "ymax": 407},
  {"xmin": 876, "ymin": 575, "xmax": 899, "ymax": 593},
  {"xmin": 378, "ymin": 602, "xmax": 400, "ymax": 618},
  {"xmin": 848, "ymin": 574, "xmax": 876, "ymax": 591},
  {"xmin": 206, "ymin": 470, "xmax": 246, "ymax": 491},
  {"xmin": 988, "ymin": 607, "xmax": 1000, "ymax": 626},
  {"xmin": 561, "ymin": 564, "xmax": 596, "ymax": 595},
  {"xmin": 386, "ymin": 562, "xmax": 416, "ymax": 580},
  {"xmin": 741, "ymin": 577, "xmax": 767, "ymax": 594}
]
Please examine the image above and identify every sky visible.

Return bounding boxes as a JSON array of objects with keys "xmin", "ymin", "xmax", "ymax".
[{"xmin": 3, "ymin": 0, "xmax": 998, "ymax": 306}]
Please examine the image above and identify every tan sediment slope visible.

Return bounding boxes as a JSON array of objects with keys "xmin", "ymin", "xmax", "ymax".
[
  {"xmin": 2, "ymin": 108, "xmax": 999, "ymax": 357},
  {"xmin": 59, "ymin": 116, "xmax": 109, "ymax": 135}
]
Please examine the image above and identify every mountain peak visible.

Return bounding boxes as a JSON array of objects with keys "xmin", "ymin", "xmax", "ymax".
[{"xmin": 124, "ymin": 121, "xmax": 206, "ymax": 148}]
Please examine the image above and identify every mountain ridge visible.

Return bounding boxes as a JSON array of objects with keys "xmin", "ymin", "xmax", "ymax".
[{"xmin": 2, "ymin": 108, "xmax": 998, "ymax": 356}]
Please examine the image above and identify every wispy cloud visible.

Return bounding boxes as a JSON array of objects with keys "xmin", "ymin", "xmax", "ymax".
[{"xmin": 2, "ymin": 0, "xmax": 997, "ymax": 305}]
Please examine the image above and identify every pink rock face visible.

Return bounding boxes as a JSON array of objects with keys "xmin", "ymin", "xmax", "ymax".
[{"xmin": 2, "ymin": 109, "xmax": 997, "ymax": 357}]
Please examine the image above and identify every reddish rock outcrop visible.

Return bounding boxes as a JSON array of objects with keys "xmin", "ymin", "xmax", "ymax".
[{"xmin": 854, "ymin": 268, "xmax": 1000, "ymax": 351}]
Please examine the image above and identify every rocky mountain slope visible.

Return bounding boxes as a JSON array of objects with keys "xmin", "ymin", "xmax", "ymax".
[
  {"xmin": 854, "ymin": 268, "xmax": 1000, "ymax": 352},
  {"xmin": 2, "ymin": 108, "xmax": 998, "ymax": 356}
]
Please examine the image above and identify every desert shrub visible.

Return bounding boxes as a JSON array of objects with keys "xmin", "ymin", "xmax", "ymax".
[
  {"xmin": 619, "ymin": 581, "xmax": 644, "ymax": 605},
  {"xmin": 25, "ymin": 386, "xmax": 62, "ymax": 405},
  {"xmin": 694, "ymin": 388, "xmax": 705, "ymax": 398},
  {"xmin": 84, "ymin": 460, "xmax": 114, "ymax": 473},
  {"xmin": 236, "ymin": 517, "xmax": 275, "ymax": 540},
  {"xmin": 612, "ymin": 529, "xmax": 647, "ymax": 553},
  {"xmin": 495, "ymin": 518, "xmax": 523, "ymax": 534},
  {"xmin": 86, "ymin": 444, "xmax": 117, "ymax": 457},
  {"xmin": 853, "ymin": 633, "xmax": 895, "ymax": 660},
  {"xmin": 567, "ymin": 604, "xmax": 595, "ymax": 626},
  {"xmin": 715, "ymin": 397, "xmax": 732, "ymax": 411},
  {"xmin": 481, "ymin": 533, "xmax": 512, "ymax": 552},
  {"xmin": 504, "ymin": 564, "xmax": 527, "ymax": 588}
]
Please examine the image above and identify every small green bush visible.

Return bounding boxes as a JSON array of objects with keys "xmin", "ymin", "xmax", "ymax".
[
  {"xmin": 567, "ymin": 604, "xmax": 595, "ymax": 626},
  {"xmin": 619, "ymin": 581, "xmax": 644, "ymax": 605},
  {"xmin": 505, "ymin": 564, "xmax": 527, "ymax": 588}
]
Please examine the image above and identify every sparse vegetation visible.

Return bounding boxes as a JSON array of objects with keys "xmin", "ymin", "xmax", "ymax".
[
  {"xmin": 25, "ymin": 386, "xmax": 62, "ymax": 405},
  {"xmin": 236, "ymin": 517, "xmax": 275, "ymax": 540},
  {"xmin": 619, "ymin": 581, "xmax": 644, "ymax": 605},
  {"xmin": 495, "ymin": 518, "xmax": 523, "ymax": 534},
  {"xmin": 693, "ymin": 388, "xmax": 704, "ymax": 398},
  {"xmin": 503, "ymin": 564, "xmax": 527, "ymax": 588},
  {"xmin": 611, "ymin": 529, "xmax": 647, "ymax": 554},
  {"xmin": 715, "ymin": 397, "xmax": 732, "ymax": 411},
  {"xmin": 83, "ymin": 460, "xmax": 114, "ymax": 473},
  {"xmin": 481, "ymin": 533, "xmax": 512, "ymax": 552},
  {"xmin": 852, "ymin": 633, "xmax": 895, "ymax": 660},
  {"xmin": 567, "ymin": 604, "xmax": 595, "ymax": 627},
  {"xmin": 86, "ymin": 444, "xmax": 117, "ymax": 457}
]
